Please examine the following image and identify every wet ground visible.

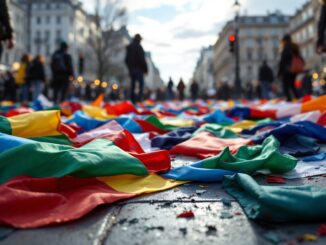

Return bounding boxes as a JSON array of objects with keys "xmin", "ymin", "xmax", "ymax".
[
  {"xmin": 2, "ymin": 151, "xmax": 326, "ymax": 245},
  {"xmin": 2, "ymin": 173, "xmax": 326, "ymax": 245}
]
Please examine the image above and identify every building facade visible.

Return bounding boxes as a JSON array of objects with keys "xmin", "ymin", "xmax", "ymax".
[
  {"xmin": 289, "ymin": 0, "xmax": 325, "ymax": 73},
  {"xmin": 1, "ymin": 0, "xmax": 27, "ymax": 67},
  {"xmin": 193, "ymin": 46, "xmax": 214, "ymax": 95},
  {"xmin": 17, "ymin": 0, "xmax": 97, "ymax": 79},
  {"xmin": 213, "ymin": 12, "xmax": 289, "ymax": 89}
]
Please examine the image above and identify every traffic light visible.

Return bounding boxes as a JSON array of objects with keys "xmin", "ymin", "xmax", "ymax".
[{"xmin": 229, "ymin": 34, "xmax": 236, "ymax": 53}]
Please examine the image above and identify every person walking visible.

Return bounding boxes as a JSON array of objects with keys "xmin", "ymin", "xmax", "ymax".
[
  {"xmin": 278, "ymin": 34, "xmax": 303, "ymax": 101},
  {"xmin": 28, "ymin": 55, "xmax": 46, "ymax": 101},
  {"xmin": 258, "ymin": 60, "xmax": 274, "ymax": 99},
  {"xmin": 3, "ymin": 70, "xmax": 16, "ymax": 102},
  {"xmin": 301, "ymin": 70, "xmax": 313, "ymax": 96},
  {"xmin": 317, "ymin": 0, "xmax": 326, "ymax": 54},
  {"xmin": 167, "ymin": 77, "xmax": 174, "ymax": 101},
  {"xmin": 177, "ymin": 78, "xmax": 186, "ymax": 101},
  {"xmin": 51, "ymin": 42, "xmax": 74, "ymax": 104},
  {"xmin": 190, "ymin": 80, "xmax": 199, "ymax": 101},
  {"xmin": 125, "ymin": 34, "xmax": 148, "ymax": 103},
  {"xmin": 16, "ymin": 54, "xmax": 31, "ymax": 102},
  {"xmin": 0, "ymin": 0, "xmax": 14, "ymax": 61}
]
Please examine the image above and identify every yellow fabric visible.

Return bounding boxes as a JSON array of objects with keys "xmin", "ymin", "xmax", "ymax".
[
  {"xmin": 16, "ymin": 63, "xmax": 27, "ymax": 85},
  {"xmin": 301, "ymin": 95, "xmax": 326, "ymax": 113},
  {"xmin": 98, "ymin": 174, "xmax": 185, "ymax": 194},
  {"xmin": 8, "ymin": 110, "xmax": 61, "ymax": 138},
  {"xmin": 225, "ymin": 120, "xmax": 257, "ymax": 134},
  {"xmin": 160, "ymin": 118, "xmax": 195, "ymax": 128},
  {"xmin": 82, "ymin": 105, "xmax": 116, "ymax": 120}
]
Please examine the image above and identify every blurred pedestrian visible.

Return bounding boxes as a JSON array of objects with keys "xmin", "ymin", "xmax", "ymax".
[
  {"xmin": 167, "ymin": 77, "xmax": 174, "ymax": 100},
  {"xmin": 245, "ymin": 81, "xmax": 253, "ymax": 100},
  {"xmin": 0, "ymin": 0, "xmax": 14, "ymax": 61},
  {"xmin": 51, "ymin": 41, "xmax": 74, "ymax": 104},
  {"xmin": 190, "ymin": 80, "xmax": 199, "ymax": 101},
  {"xmin": 301, "ymin": 70, "xmax": 313, "ymax": 96},
  {"xmin": 317, "ymin": 0, "xmax": 326, "ymax": 54},
  {"xmin": 258, "ymin": 60, "xmax": 274, "ymax": 99},
  {"xmin": 278, "ymin": 34, "xmax": 304, "ymax": 101},
  {"xmin": 125, "ymin": 34, "xmax": 148, "ymax": 103},
  {"xmin": 217, "ymin": 79, "xmax": 230, "ymax": 101},
  {"xmin": 28, "ymin": 55, "xmax": 46, "ymax": 101},
  {"xmin": 177, "ymin": 78, "xmax": 186, "ymax": 101},
  {"xmin": 3, "ymin": 70, "xmax": 16, "ymax": 101},
  {"xmin": 16, "ymin": 54, "xmax": 31, "ymax": 102}
]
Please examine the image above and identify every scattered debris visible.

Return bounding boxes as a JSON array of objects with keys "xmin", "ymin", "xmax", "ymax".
[
  {"xmin": 145, "ymin": 226, "xmax": 165, "ymax": 232},
  {"xmin": 196, "ymin": 190, "xmax": 207, "ymax": 195},
  {"xmin": 263, "ymin": 231, "xmax": 282, "ymax": 244},
  {"xmin": 221, "ymin": 198, "xmax": 232, "ymax": 207},
  {"xmin": 199, "ymin": 185, "xmax": 209, "ymax": 188},
  {"xmin": 159, "ymin": 202, "xmax": 173, "ymax": 208},
  {"xmin": 179, "ymin": 228, "xmax": 188, "ymax": 237},
  {"xmin": 297, "ymin": 234, "xmax": 318, "ymax": 242},
  {"xmin": 318, "ymin": 224, "xmax": 326, "ymax": 236},
  {"xmin": 128, "ymin": 218, "xmax": 139, "ymax": 225},
  {"xmin": 266, "ymin": 176, "xmax": 286, "ymax": 184},
  {"xmin": 118, "ymin": 218, "xmax": 127, "ymax": 225},
  {"xmin": 234, "ymin": 212, "xmax": 242, "ymax": 216},
  {"xmin": 205, "ymin": 225, "xmax": 217, "ymax": 236},
  {"xmin": 177, "ymin": 211, "xmax": 195, "ymax": 218},
  {"xmin": 220, "ymin": 211, "xmax": 233, "ymax": 219}
]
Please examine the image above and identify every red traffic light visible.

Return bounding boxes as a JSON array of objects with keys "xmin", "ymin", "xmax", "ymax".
[{"xmin": 229, "ymin": 35, "xmax": 236, "ymax": 42}]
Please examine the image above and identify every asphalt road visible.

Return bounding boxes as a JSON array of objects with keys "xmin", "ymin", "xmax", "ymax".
[{"xmin": 1, "ymin": 172, "xmax": 326, "ymax": 245}]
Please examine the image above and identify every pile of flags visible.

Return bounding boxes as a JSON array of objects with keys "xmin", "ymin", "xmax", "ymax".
[{"xmin": 0, "ymin": 95, "xmax": 326, "ymax": 229}]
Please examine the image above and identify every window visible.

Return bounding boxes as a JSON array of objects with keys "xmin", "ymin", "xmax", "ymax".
[
  {"xmin": 247, "ymin": 48, "xmax": 253, "ymax": 60},
  {"xmin": 46, "ymin": 16, "xmax": 51, "ymax": 24},
  {"xmin": 56, "ymin": 16, "xmax": 61, "ymax": 24},
  {"xmin": 46, "ymin": 3, "xmax": 51, "ymax": 10},
  {"xmin": 36, "ymin": 16, "xmax": 41, "ymax": 24},
  {"xmin": 45, "ymin": 30, "xmax": 50, "ymax": 41}
]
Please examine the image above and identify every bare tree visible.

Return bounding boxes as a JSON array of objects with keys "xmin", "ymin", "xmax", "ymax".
[{"xmin": 89, "ymin": 0, "xmax": 127, "ymax": 82}]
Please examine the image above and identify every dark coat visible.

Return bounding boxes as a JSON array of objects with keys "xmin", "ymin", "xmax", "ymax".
[
  {"xmin": 51, "ymin": 50, "xmax": 74, "ymax": 86},
  {"xmin": 0, "ymin": 0, "xmax": 13, "ymax": 41},
  {"xmin": 278, "ymin": 43, "xmax": 301, "ymax": 77},
  {"xmin": 317, "ymin": 2, "xmax": 326, "ymax": 48},
  {"xmin": 28, "ymin": 60, "xmax": 46, "ymax": 82},
  {"xmin": 125, "ymin": 40, "xmax": 148, "ymax": 73},
  {"xmin": 259, "ymin": 63, "xmax": 274, "ymax": 82}
]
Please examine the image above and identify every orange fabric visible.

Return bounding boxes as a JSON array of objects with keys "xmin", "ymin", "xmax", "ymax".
[{"xmin": 301, "ymin": 95, "xmax": 326, "ymax": 113}]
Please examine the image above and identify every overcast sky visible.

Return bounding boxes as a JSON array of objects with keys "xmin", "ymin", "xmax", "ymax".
[{"xmin": 82, "ymin": 0, "xmax": 307, "ymax": 83}]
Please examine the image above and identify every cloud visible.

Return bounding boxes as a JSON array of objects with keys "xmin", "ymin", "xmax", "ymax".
[{"xmin": 82, "ymin": 0, "xmax": 307, "ymax": 82}]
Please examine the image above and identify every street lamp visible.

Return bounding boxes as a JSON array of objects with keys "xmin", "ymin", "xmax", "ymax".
[{"xmin": 233, "ymin": 0, "xmax": 242, "ymax": 98}]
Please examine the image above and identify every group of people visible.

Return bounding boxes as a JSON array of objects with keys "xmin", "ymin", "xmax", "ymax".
[
  {"xmin": 0, "ymin": 41, "xmax": 74, "ymax": 104},
  {"xmin": 1, "ymin": 0, "xmax": 326, "ymax": 104}
]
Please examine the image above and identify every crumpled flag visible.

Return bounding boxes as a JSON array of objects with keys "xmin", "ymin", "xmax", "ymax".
[
  {"xmin": 73, "ymin": 123, "xmax": 171, "ymax": 173},
  {"xmin": 0, "ymin": 110, "xmax": 61, "ymax": 138},
  {"xmin": 66, "ymin": 111, "xmax": 142, "ymax": 133},
  {"xmin": 82, "ymin": 105, "xmax": 116, "ymax": 120},
  {"xmin": 251, "ymin": 121, "xmax": 326, "ymax": 144},
  {"xmin": 170, "ymin": 131, "xmax": 252, "ymax": 159},
  {"xmin": 223, "ymin": 173, "xmax": 326, "ymax": 222},
  {"xmin": 151, "ymin": 126, "xmax": 198, "ymax": 150},
  {"xmin": 0, "ymin": 134, "xmax": 170, "ymax": 184},
  {"xmin": 163, "ymin": 136, "xmax": 296, "ymax": 182},
  {"xmin": 193, "ymin": 124, "xmax": 239, "ymax": 138},
  {"xmin": 279, "ymin": 134, "xmax": 320, "ymax": 157},
  {"xmin": 301, "ymin": 95, "xmax": 326, "ymax": 113},
  {"xmin": 225, "ymin": 120, "xmax": 257, "ymax": 134},
  {"xmin": 202, "ymin": 110, "xmax": 234, "ymax": 125},
  {"xmin": 145, "ymin": 116, "xmax": 178, "ymax": 132},
  {"xmin": 0, "ymin": 174, "xmax": 183, "ymax": 228}
]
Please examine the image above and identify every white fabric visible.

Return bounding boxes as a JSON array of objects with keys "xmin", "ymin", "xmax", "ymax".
[
  {"xmin": 276, "ymin": 103, "xmax": 301, "ymax": 119},
  {"xmin": 290, "ymin": 111, "xmax": 321, "ymax": 124},
  {"xmin": 283, "ymin": 160, "xmax": 326, "ymax": 179}
]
